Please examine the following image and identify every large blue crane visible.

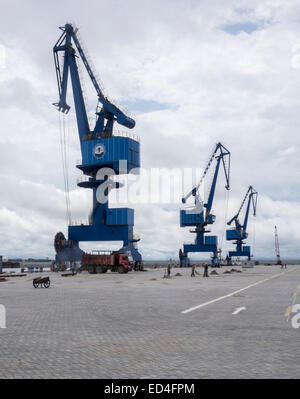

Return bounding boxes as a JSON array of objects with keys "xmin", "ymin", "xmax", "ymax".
[
  {"xmin": 226, "ymin": 186, "xmax": 258, "ymax": 261},
  {"xmin": 180, "ymin": 142, "xmax": 230, "ymax": 266},
  {"xmin": 53, "ymin": 23, "xmax": 142, "ymax": 270}
]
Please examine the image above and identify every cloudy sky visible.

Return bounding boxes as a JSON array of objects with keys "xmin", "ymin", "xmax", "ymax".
[{"xmin": 0, "ymin": 0, "xmax": 300, "ymax": 260}]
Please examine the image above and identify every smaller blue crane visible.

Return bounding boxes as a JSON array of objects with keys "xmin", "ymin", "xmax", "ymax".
[
  {"xmin": 226, "ymin": 186, "xmax": 258, "ymax": 261},
  {"xmin": 180, "ymin": 142, "xmax": 230, "ymax": 267}
]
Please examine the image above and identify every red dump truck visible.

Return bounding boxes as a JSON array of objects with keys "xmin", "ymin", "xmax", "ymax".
[{"xmin": 81, "ymin": 251, "xmax": 132, "ymax": 274}]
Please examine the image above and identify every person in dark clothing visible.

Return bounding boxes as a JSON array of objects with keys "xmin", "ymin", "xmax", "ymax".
[
  {"xmin": 203, "ymin": 263, "xmax": 209, "ymax": 277},
  {"xmin": 179, "ymin": 249, "xmax": 183, "ymax": 268},
  {"xmin": 167, "ymin": 262, "xmax": 171, "ymax": 277},
  {"xmin": 191, "ymin": 264, "xmax": 196, "ymax": 277}
]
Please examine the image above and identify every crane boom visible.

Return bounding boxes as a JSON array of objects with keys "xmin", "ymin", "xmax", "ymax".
[
  {"xmin": 53, "ymin": 23, "xmax": 135, "ymax": 140},
  {"xmin": 227, "ymin": 186, "xmax": 258, "ymax": 229},
  {"xmin": 182, "ymin": 142, "xmax": 230, "ymax": 204}
]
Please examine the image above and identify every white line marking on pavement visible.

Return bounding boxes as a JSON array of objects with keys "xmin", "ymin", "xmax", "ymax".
[
  {"xmin": 232, "ymin": 306, "xmax": 246, "ymax": 315},
  {"xmin": 181, "ymin": 269, "xmax": 295, "ymax": 314}
]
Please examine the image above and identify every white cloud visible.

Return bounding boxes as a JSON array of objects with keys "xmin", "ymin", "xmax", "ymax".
[{"xmin": 0, "ymin": 0, "xmax": 299, "ymax": 260}]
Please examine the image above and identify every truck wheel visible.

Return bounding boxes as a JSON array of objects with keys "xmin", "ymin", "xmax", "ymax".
[
  {"xmin": 88, "ymin": 265, "xmax": 95, "ymax": 274},
  {"xmin": 118, "ymin": 266, "xmax": 128, "ymax": 274},
  {"xmin": 96, "ymin": 265, "xmax": 103, "ymax": 274},
  {"xmin": 102, "ymin": 267, "xmax": 108, "ymax": 273}
]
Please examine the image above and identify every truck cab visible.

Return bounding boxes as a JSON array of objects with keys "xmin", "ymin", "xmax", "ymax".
[{"xmin": 118, "ymin": 254, "xmax": 132, "ymax": 271}]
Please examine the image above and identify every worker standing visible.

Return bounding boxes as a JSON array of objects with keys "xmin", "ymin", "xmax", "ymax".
[
  {"xmin": 179, "ymin": 249, "xmax": 183, "ymax": 268},
  {"xmin": 203, "ymin": 263, "xmax": 209, "ymax": 278},
  {"xmin": 167, "ymin": 262, "xmax": 171, "ymax": 278},
  {"xmin": 191, "ymin": 264, "xmax": 196, "ymax": 277}
]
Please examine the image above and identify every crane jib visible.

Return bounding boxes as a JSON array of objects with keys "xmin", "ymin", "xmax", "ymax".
[
  {"xmin": 53, "ymin": 23, "xmax": 135, "ymax": 138},
  {"xmin": 182, "ymin": 142, "xmax": 230, "ymax": 204}
]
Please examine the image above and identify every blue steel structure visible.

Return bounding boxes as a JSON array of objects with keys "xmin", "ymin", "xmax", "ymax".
[
  {"xmin": 180, "ymin": 143, "xmax": 230, "ymax": 266},
  {"xmin": 53, "ymin": 23, "xmax": 142, "ymax": 265},
  {"xmin": 226, "ymin": 186, "xmax": 258, "ymax": 260}
]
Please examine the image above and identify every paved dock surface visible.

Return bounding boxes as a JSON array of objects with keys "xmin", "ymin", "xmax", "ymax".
[{"xmin": 0, "ymin": 265, "xmax": 299, "ymax": 379}]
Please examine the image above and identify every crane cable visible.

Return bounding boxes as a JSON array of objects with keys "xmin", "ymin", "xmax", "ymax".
[
  {"xmin": 219, "ymin": 185, "xmax": 229, "ymax": 258},
  {"xmin": 58, "ymin": 111, "xmax": 71, "ymax": 226},
  {"xmin": 252, "ymin": 214, "xmax": 256, "ymax": 258}
]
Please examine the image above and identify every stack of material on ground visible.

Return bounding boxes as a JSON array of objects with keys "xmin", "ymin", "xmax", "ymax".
[
  {"xmin": 61, "ymin": 272, "xmax": 77, "ymax": 277},
  {"xmin": 0, "ymin": 273, "xmax": 27, "ymax": 278}
]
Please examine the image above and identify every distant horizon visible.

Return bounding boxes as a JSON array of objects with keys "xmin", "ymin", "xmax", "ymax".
[{"xmin": 2, "ymin": 257, "xmax": 300, "ymax": 262}]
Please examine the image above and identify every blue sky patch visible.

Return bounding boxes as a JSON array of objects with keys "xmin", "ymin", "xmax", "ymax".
[
  {"xmin": 220, "ymin": 22, "xmax": 260, "ymax": 35},
  {"xmin": 125, "ymin": 99, "xmax": 176, "ymax": 113}
]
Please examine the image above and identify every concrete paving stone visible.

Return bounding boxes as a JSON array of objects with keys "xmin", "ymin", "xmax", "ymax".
[{"xmin": 0, "ymin": 266, "xmax": 299, "ymax": 378}]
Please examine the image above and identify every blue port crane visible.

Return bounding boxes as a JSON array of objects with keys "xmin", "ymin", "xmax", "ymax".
[
  {"xmin": 180, "ymin": 142, "xmax": 230, "ymax": 266},
  {"xmin": 226, "ymin": 186, "xmax": 258, "ymax": 261},
  {"xmin": 53, "ymin": 23, "xmax": 142, "ymax": 267}
]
